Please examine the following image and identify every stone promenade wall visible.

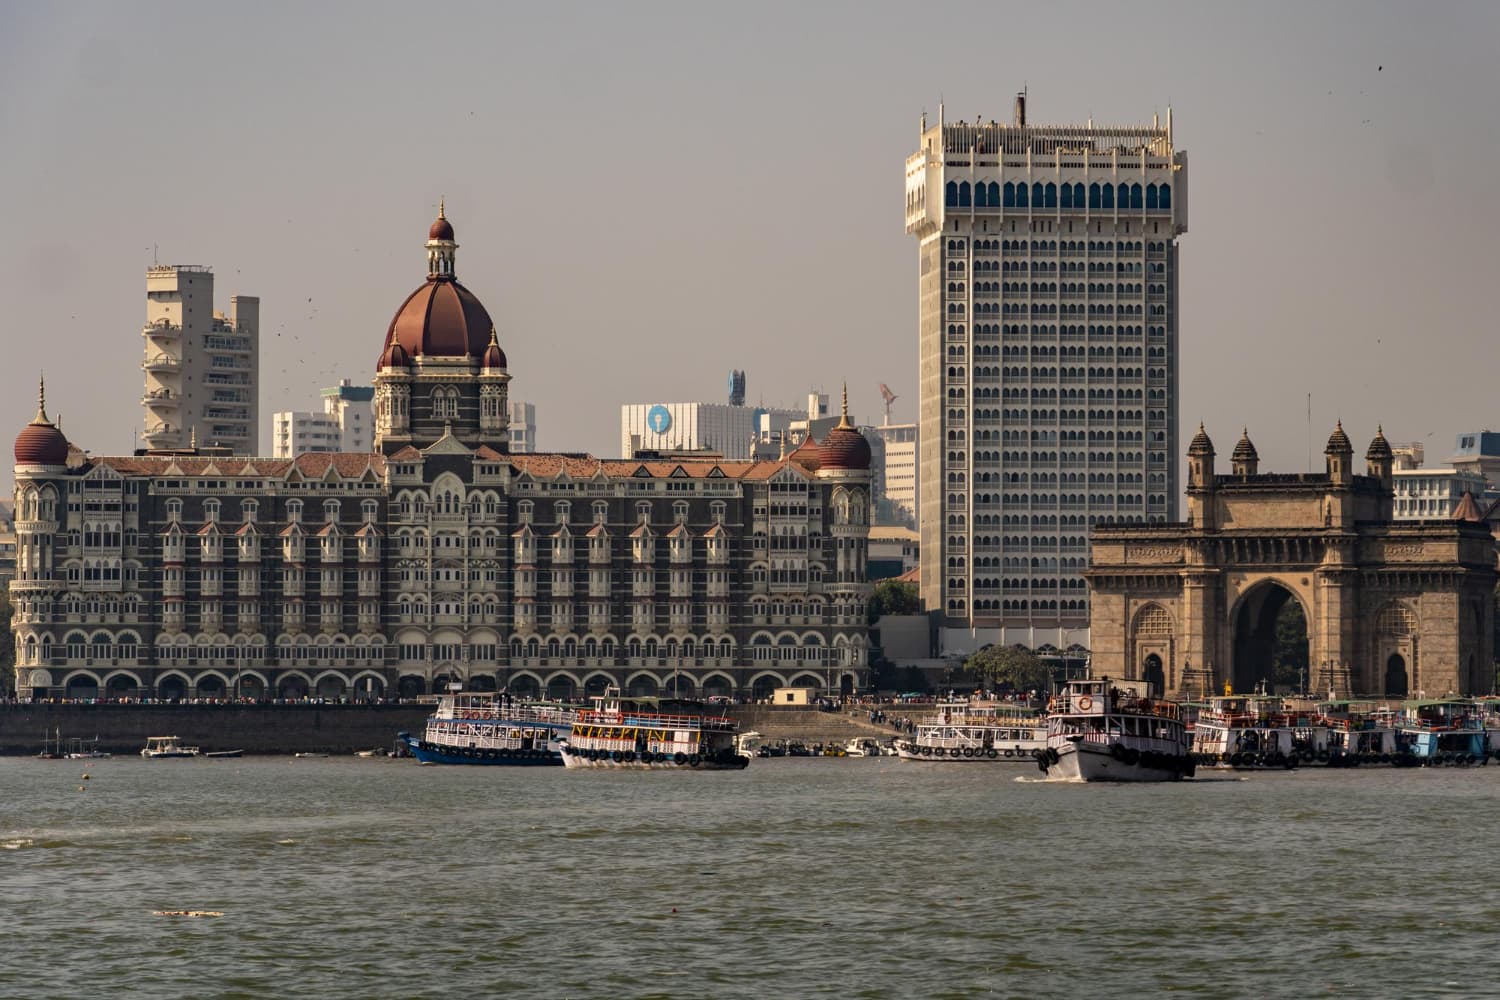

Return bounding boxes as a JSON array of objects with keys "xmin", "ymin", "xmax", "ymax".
[{"xmin": 0, "ymin": 704, "xmax": 431, "ymax": 756}]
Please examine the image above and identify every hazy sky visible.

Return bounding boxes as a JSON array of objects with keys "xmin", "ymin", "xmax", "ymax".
[{"xmin": 3, "ymin": 1, "xmax": 1498, "ymax": 493}]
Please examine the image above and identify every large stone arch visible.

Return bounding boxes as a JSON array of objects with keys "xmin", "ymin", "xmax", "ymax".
[
  {"xmin": 1229, "ymin": 579, "xmax": 1310, "ymax": 695},
  {"xmin": 1129, "ymin": 603, "xmax": 1175, "ymax": 695},
  {"xmin": 1373, "ymin": 601, "xmax": 1419, "ymax": 697}
]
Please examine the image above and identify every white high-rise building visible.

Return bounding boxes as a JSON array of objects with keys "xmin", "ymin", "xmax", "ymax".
[
  {"xmin": 868, "ymin": 421, "xmax": 917, "ymax": 526},
  {"xmin": 141, "ymin": 265, "xmax": 258, "ymax": 453},
  {"xmin": 905, "ymin": 93, "xmax": 1187, "ymax": 649},
  {"xmin": 508, "ymin": 399, "xmax": 537, "ymax": 453},
  {"xmin": 271, "ymin": 379, "xmax": 374, "ymax": 458}
]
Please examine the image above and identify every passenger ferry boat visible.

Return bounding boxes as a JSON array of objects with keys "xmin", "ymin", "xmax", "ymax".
[
  {"xmin": 397, "ymin": 691, "xmax": 576, "ymax": 766},
  {"xmin": 559, "ymin": 687, "xmax": 748, "ymax": 770},
  {"xmin": 1040, "ymin": 678, "xmax": 1192, "ymax": 782},
  {"xmin": 1397, "ymin": 700, "xmax": 1492, "ymax": 765},
  {"xmin": 896, "ymin": 700, "xmax": 1047, "ymax": 762},
  {"xmin": 1190, "ymin": 694, "xmax": 1329, "ymax": 769},
  {"xmin": 141, "ymin": 736, "xmax": 200, "ymax": 759}
]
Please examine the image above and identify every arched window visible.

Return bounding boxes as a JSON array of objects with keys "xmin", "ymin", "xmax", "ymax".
[
  {"xmin": 986, "ymin": 181, "xmax": 999, "ymax": 206},
  {"xmin": 1145, "ymin": 184, "xmax": 1159, "ymax": 210},
  {"xmin": 1015, "ymin": 182, "xmax": 1028, "ymax": 208},
  {"xmin": 1101, "ymin": 184, "xmax": 1114, "ymax": 210},
  {"xmin": 1044, "ymin": 182, "xmax": 1057, "ymax": 208},
  {"xmin": 1130, "ymin": 183, "xmax": 1143, "ymax": 209},
  {"xmin": 1003, "ymin": 182, "xmax": 1016, "ymax": 208},
  {"xmin": 945, "ymin": 181, "xmax": 958, "ymax": 206},
  {"xmin": 1088, "ymin": 183, "xmax": 1101, "ymax": 210},
  {"xmin": 957, "ymin": 181, "xmax": 971, "ymax": 207},
  {"xmin": 974, "ymin": 182, "xmax": 988, "ymax": 208},
  {"xmin": 1159, "ymin": 183, "xmax": 1171, "ymax": 209}
]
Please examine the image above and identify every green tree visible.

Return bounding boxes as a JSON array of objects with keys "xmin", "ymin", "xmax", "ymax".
[
  {"xmin": 964, "ymin": 645, "xmax": 1051, "ymax": 694},
  {"xmin": 1271, "ymin": 601, "xmax": 1308, "ymax": 692},
  {"xmin": 867, "ymin": 579, "xmax": 919, "ymax": 624}
]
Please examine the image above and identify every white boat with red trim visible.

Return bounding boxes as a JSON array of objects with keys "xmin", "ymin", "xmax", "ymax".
[
  {"xmin": 559, "ymin": 687, "xmax": 749, "ymax": 770},
  {"xmin": 1038, "ymin": 678, "xmax": 1192, "ymax": 782}
]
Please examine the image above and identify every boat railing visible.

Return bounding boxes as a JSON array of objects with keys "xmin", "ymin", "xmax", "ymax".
[
  {"xmin": 441, "ymin": 704, "xmax": 577, "ymax": 724},
  {"xmin": 578, "ymin": 710, "xmax": 737, "ymax": 731}
]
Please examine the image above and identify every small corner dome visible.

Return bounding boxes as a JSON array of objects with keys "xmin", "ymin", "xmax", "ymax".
[
  {"xmin": 788, "ymin": 434, "xmax": 822, "ymax": 473},
  {"xmin": 1325, "ymin": 420, "xmax": 1353, "ymax": 455},
  {"xmin": 1366, "ymin": 427, "xmax": 1393, "ymax": 461},
  {"xmin": 1231, "ymin": 428, "xmax": 1258, "ymax": 462},
  {"xmin": 1188, "ymin": 423, "xmax": 1214, "ymax": 455}
]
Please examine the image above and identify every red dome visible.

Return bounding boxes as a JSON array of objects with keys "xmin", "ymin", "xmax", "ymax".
[
  {"xmin": 379, "ymin": 340, "xmax": 411, "ymax": 370},
  {"xmin": 380, "ymin": 277, "xmax": 495, "ymax": 362},
  {"xmin": 429, "ymin": 215, "xmax": 454, "ymax": 241},
  {"xmin": 15, "ymin": 414, "xmax": 68, "ymax": 466},
  {"xmin": 481, "ymin": 326, "xmax": 507, "ymax": 370},
  {"xmin": 820, "ymin": 424, "xmax": 871, "ymax": 471}
]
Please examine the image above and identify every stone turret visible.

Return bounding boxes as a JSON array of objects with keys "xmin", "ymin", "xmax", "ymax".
[
  {"xmin": 1186, "ymin": 423, "xmax": 1216, "ymax": 530},
  {"xmin": 1231, "ymin": 427, "xmax": 1258, "ymax": 477}
]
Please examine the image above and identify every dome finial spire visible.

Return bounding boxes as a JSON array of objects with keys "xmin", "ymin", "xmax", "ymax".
[
  {"xmin": 36, "ymin": 373, "xmax": 48, "ymax": 424},
  {"xmin": 438, "ymin": 197, "xmax": 445, "ymax": 220},
  {"xmin": 836, "ymin": 381, "xmax": 852, "ymax": 430}
]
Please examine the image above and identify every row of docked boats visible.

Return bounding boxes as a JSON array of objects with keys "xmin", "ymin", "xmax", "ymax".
[
  {"xmin": 397, "ymin": 686, "xmax": 749, "ymax": 770},
  {"xmin": 395, "ymin": 678, "xmax": 1500, "ymax": 783},
  {"xmin": 1188, "ymin": 692, "xmax": 1499, "ymax": 770}
]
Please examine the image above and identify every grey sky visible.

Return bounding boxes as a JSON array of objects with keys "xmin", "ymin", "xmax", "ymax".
[{"xmin": 3, "ymin": 1, "xmax": 1497, "ymax": 493}]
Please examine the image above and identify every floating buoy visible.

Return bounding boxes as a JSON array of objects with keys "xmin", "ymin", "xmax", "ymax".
[{"xmin": 82, "ymin": 774, "xmax": 90, "ymax": 780}]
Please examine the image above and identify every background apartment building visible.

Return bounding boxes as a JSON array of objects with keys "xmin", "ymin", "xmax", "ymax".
[
  {"xmin": 905, "ymin": 94, "xmax": 1187, "ymax": 652},
  {"xmin": 141, "ymin": 265, "xmax": 258, "ymax": 453},
  {"xmin": 272, "ymin": 380, "xmax": 374, "ymax": 458}
]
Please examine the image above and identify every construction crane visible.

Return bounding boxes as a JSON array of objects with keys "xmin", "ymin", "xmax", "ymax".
[{"xmin": 879, "ymin": 383, "xmax": 898, "ymax": 424}]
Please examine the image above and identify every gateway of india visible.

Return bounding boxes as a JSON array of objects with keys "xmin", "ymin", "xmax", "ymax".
[
  {"xmin": 1087, "ymin": 423, "xmax": 1496, "ymax": 699},
  {"xmin": 9, "ymin": 210, "xmax": 874, "ymax": 702}
]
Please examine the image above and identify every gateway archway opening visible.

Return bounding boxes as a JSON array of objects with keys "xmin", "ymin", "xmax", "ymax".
[
  {"xmin": 1385, "ymin": 653, "xmax": 1409, "ymax": 697},
  {"xmin": 1142, "ymin": 654, "xmax": 1165, "ymax": 696},
  {"xmin": 1233, "ymin": 583, "xmax": 1308, "ymax": 694}
]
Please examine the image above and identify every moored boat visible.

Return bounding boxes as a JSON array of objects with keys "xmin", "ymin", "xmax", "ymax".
[
  {"xmin": 141, "ymin": 736, "xmax": 200, "ymax": 759},
  {"xmin": 1040, "ymin": 678, "xmax": 1192, "ymax": 782},
  {"xmin": 1397, "ymin": 699, "xmax": 1492, "ymax": 766},
  {"xmin": 896, "ymin": 700, "xmax": 1047, "ymax": 763},
  {"xmin": 398, "ymin": 690, "xmax": 575, "ymax": 766},
  {"xmin": 559, "ymin": 687, "xmax": 748, "ymax": 770},
  {"xmin": 1189, "ymin": 694, "xmax": 1328, "ymax": 770}
]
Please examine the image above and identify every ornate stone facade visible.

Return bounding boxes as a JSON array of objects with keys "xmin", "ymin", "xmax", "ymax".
[
  {"xmin": 1087, "ymin": 425, "xmax": 1496, "ymax": 698},
  {"xmin": 9, "ymin": 213, "xmax": 873, "ymax": 702}
]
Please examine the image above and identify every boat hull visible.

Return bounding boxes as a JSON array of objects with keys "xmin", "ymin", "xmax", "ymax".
[
  {"xmin": 559, "ymin": 746, "xmax": 748, "ymax": 770},
  {"xmin": 402, "ymin": 736, "xmax": 562, "ymax": 766},
  {"xmin": 1045, "ymin": 740, "xmax": 1186, "ymax": 782},
  {"xmin": 896, "ymin": 742, "xmax": 1040, "ymax": 762}
]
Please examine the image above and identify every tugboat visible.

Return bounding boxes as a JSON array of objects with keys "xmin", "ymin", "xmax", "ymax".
[
  {"xmin": 1038, "ymin": 678, "xmax": 1192, "ymax": 782},
  {"xmin": 398, "ymin": 690, "xmax": 576, "ymax": 766},
  {"xmin": 896, "ymin": 700, "xmax": 1047, "ymax": 763},
  {"xmin": 559, "ymin": 687, "xmax": 748, "ymax": 770}
]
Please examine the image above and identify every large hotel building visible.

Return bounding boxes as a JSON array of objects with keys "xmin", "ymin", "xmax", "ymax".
[
  {"xmin": 905, "ymin": 95, "xmax": 1187, "ymax": 650},
  {"xmin": 10, "ymin": 210, "xmax": 873, "ymax": 702}
]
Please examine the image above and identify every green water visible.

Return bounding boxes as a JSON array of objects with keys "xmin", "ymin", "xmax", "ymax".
[{"xmin": 3, "ymin": 757, "xmax": 1495, "ymax": 998}]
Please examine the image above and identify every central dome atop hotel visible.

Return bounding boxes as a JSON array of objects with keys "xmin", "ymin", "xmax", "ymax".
[{"xmin": 378, "ymin": 203, "xmax": 503, "ymax": 368}]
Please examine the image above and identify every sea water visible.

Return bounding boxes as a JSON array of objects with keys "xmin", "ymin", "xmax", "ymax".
[{"xmin": 3, "ymin": 757, "xmax": 1497, "ymax": 998}]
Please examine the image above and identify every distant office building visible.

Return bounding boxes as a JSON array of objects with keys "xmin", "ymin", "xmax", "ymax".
[
  {"xmin": 868, "ymin": 525, "xmax": 919, "ymax": 580},
  {"xmin": 906, "ymin": 93, "xmax": 1187, "ymax": 651},
  {"xmin": 508, "ymin": 400, "xmax": 537, "ymax": 453},
  {"xmin": 1393, "ymin": 467, "xmax": 1487, "ymax": 520},
  {"xmin": 1450, "ymin": 431, "xmax": 1500, "ymax": 486},
  {"xmin": 623, "ymin": 395, "xmax": 808, "ymax": 461},
  {"xmin": 867, "ymin": 422, "xmax": 917, "ymax": 527},
  {"xmin": 141, "ymin": 265, "xmax": 258, "ymax": 453},
  {"xmin": 271, "ymin": 379, "xmax": 374, "ymax": 458}
]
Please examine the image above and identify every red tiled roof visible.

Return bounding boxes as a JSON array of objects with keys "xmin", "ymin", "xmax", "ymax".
[{"xmin": 87, "ymin": 452, "xmax": 386, "ymax": 479}]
